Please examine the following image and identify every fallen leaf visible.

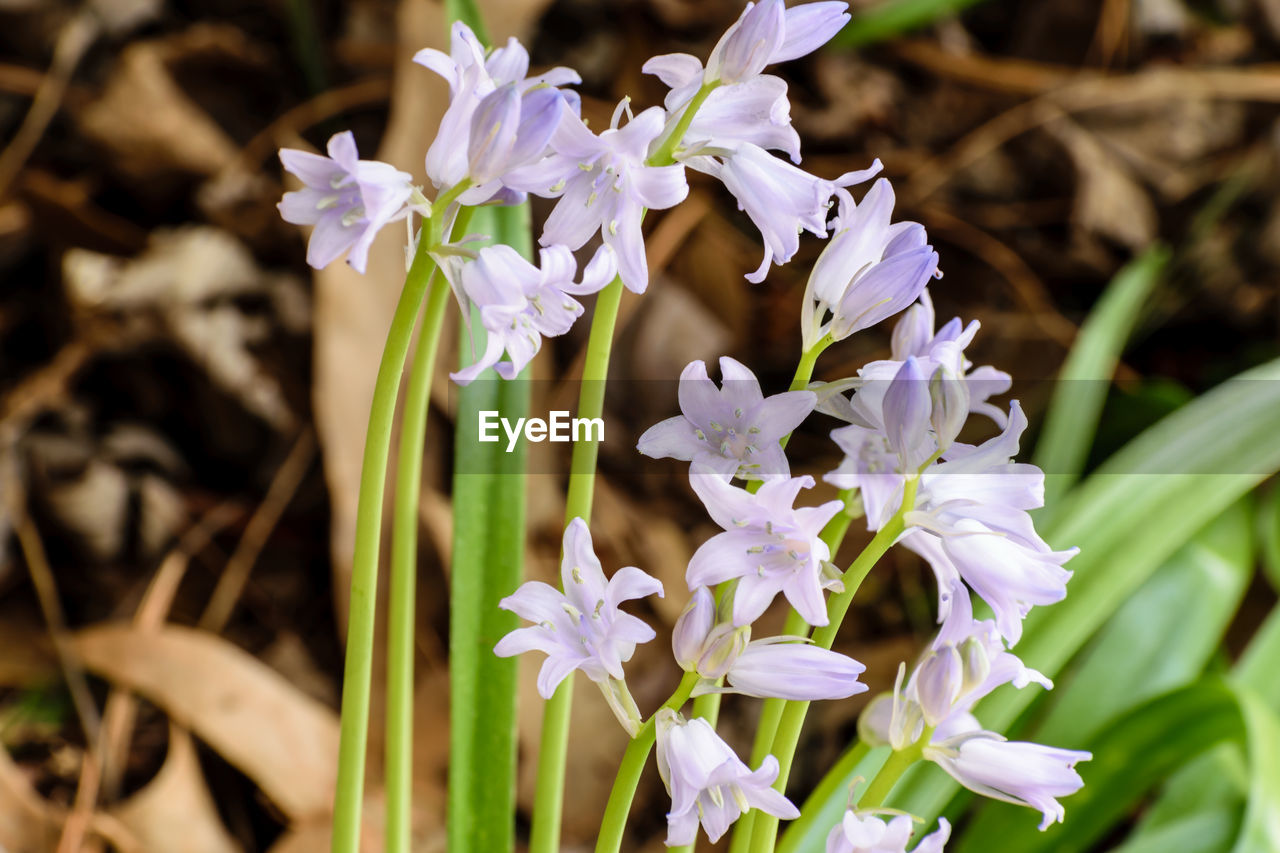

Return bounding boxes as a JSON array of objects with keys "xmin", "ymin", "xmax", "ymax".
[
  {"xmin": 112, "ymin": 726, "xmax": 242, "ymax": 853},
  {"xmin": 72, "ymin": 624, "xmax": 339, "ymax": 822},
  {"xmin": 1047, "ymin": 117, "xmax": 1157, "ymax": 251}
]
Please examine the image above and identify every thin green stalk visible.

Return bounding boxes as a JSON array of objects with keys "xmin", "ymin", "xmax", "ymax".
[
  {"xmin": 331, "ymin": 227, "xmax": 442, "ymax": 853},
  {"xmin": 385, "ymin": 265, "xmax": 450, "ymax": 852},
  {"xmin": 857, "ymin": 738, "xmax": 927, "ymax": 810},
  {"xmin": 596, "ymin": 672, "xmax": 701, "ymax": 853},
  {"xmin": 747, "ymin": 481, "xmax": 918, "ymax": 853},
  {"xmin": 529, "ymin": 275, "xmax": 626, "ymax": 853},
  {"xmin": 777, "ymin": 741, "xmax": 872, "ymax": 853}
]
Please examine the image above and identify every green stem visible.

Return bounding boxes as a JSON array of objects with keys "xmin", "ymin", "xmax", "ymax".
[
  {"xmin": 776, "ymin": 740, "xmax": 872, "ymax": 853},
  {"xmin": 747, "ymin": 479, "xmax": 918, "ymax": 853},
  {"xmin": 857, "ymin": 739, "xmax": 926, "ymax": 810},
  {"xmin": 529, "ymin": 275, "xmax": 626, "ymax": 853},
  {"xmin": 385, "ymin": 265, "xmax": 449, "ymax": 852},
  {"xmin": 331, "ymin": 228, "xmax": 444, "ymax": 853},
  {"xmin": 596, "ymin": 672, "xmax": 701, "ymax": 853},
  {"xmin": 648, "ymin": 81, "xmax": 719, "ymax": 167}
]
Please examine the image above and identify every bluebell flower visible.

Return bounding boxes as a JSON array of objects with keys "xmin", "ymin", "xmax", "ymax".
[
  {"xmin": 655, "ymin": 709, "xmax": 800, "ymax": 845},
  {"xmin": 277, "ymin": 131, "xmax": 413, "ymax": 273},
  {"xmin": 638, "ymin": 356, "xmax": 816, "ymax": 480},
  {"xmin": 446, "ymin": 244, "xmax": 615, "ymax": 385},
  {"xmin": 494, "ymin": 517, "xmax": 662, "ymax": 732},
  {"xmin": 826, "ymin": 813, "xmax": 950, "ymax": 853},
  {"xmin": 687, "ymin": 468, "xmax": 842, "ymax": 627}
]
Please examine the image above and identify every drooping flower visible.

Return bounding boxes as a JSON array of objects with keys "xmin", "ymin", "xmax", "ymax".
[
  {"xmin": 447, "ymin": 244, "xmax": 615, "ymax": 385},
  {"xmin": 505, "ymin": 101, "xmax": 689, "ymax": 293},
  {"xmin": 719, "ymin": 637, "xmax": 867, "ymax": 701},
  {"xmin": 690, "ymin": 146, "xmax": 881, "ymax": 283},
  {"xmin": 414, "ymin": 21, "xmax": 581, "ymax": 203},
  {"xmin": 655, "ymin": 709, "xmax": 800, "ymax": 845},
  {"xmin": 493, "ymin": 517, "xmax": 662, "ymax": 733},
  {"xmin": 687, "ymin": 468, "xmax": 843, "ymax": 627},
  {"xmin": 277, "ymin": 131, "xmax": 413, "ymax": 273},
  {"xmin": 801, "ymin": 179, "xmax": 939, "ymax": 351},
  {"xmin": 826, "ymin": 813, "xmax": 950, "ymax": 853},
  {"xmin": 924, "ymin": 732, "xmax": 1090, "ymax": 830},
  {"xmin": 638, "ymin": 356, "xmax": 816, "ymax": 480}
]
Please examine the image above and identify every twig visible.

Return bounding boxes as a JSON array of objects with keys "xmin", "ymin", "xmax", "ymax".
[{"xmin": 198, "ymin": 428, "xmax": 317, "ymax": 633}]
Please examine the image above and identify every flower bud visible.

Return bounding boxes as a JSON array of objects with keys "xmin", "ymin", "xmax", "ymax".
[
  {"xmin": 696, "ymin": 622, "xmax": 751, "ymax": 680},
  {"xmin": 929, "ymin": 366, "xmax": 970, "ymax": 451},
  {"xmin": 673, "ymin": 586, "xmax": 716, "ymax": 671},
  {"xmin": 958, "ymin": 635, "xmax": 992, "ymax": 698},
  {"xmin": 915, "ymin": 646, "xmax": 963, "ymax": 726},
  {"xmin": 882, "ymin": 357, "xmax": 931, "ymax": 464}
]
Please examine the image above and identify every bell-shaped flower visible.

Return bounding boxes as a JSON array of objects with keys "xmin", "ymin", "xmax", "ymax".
[
  {"xmin": 655, "ymin": 709, "xmax": 800, "ymax": 845},
  {"xmin": 826, "ymin": 813, "xmax": 950, "ymax": 853},
  {"xmin": 801, "ymin": 179, "xmax": 939, "ymax": 351},
  {"xmin": 638, "ymin": 356, "xmax": 816, "ymax": 480},
  {"xmin": 687, "ymin": 469, "xmax": 843, "ymax": 626},
  {"xmin": 448, "ymin": 244, "xmax": 615, "ymax": 385},
  {"xmin": 718, "ymin": 637, "xmax": 867, "ymax": 701},
  {"xmin": 505, "ymin": 101, "xmax": 688, "ymax": 293},
  {"xmin": 414, "ymin": 21, "xmax": 580, "ymax": 203},
  {"xmin": 277, "ymin": 131, "xmax": 413, "ymax": 273},
  {"xmin": 690, "ymin": 146, "xmax": 880, "ymax": 283},
  {"xmin": 494, "ymin": 517, "xmax": 662, "ymax": 733},
  {"xmin": 923, "ymin": 731, "xmax": 1090, "ymax": 830}
]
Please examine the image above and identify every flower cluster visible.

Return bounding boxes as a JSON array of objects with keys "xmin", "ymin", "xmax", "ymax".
[{"xmin": 278, "ymin": 2, "xmax": 1094, "ymax": 849}]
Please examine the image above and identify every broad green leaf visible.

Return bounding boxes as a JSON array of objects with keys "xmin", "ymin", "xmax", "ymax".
[
  {"xmin": 952, "ymin": 682, "xmax": 1246, "ymax": 853},
  {"xmin": 1258, "ymin": 484, "xmax": 1280, "ymax": 592},
  {"xmin": 1231, "ymin": 680, "xmax": 1280, "ymax": 852},
  {"xmin": 1238, "ymin": 605, "xmax": 1280, "ymax": 708},
  {"xmin": 448, "ymin": 196, "xmax": 532, "ymax": 850},
  {"xmin": 1109, "ymin": 808, "xmax": 1241, "ymax": 853},
  {"xmin": 892, "ymin": 356, "xmax": 1280, "ymax": 824},
  {"xmin": 833, "ymin": 0, "xmax": 994, "ymax": 48},
  {"xmin": 1032, "ymin": 499, "xmax": 1252, "ymax": 746},
  {"xmin": 1036, "ymin": 247, "xmax": 1168, "ymax": 504}
]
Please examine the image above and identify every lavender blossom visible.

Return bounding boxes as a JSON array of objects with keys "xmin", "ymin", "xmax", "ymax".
[
  {"xmin": 672, "ymin": 586, "xmax": 750, "ymax": 679},
  {"xmin": 638, "ymin": 356, "xmax": 816, "ymax": 479},
  {"xmin": 414, "ymin": 21, "xmax": 580, "ymax": 204},
  {"xmin": 924, "ymin": 732, "xmax": 1090, "ymax": 830},
  {"xmin": 720, "ymin": 638, "xmax": 867, "ymax": 701},
  {"xmin": 505, "ymin": 102, "xmax": 689, "ymax": 293},
  {"xmin": 277, "ymin": 131, "xmax": 413, "ymax": 273},
  {"xmin": 691, "ymin": 147, "xmax": 881, "ymax": 283},
  {"xmin": 655, "ymin": 709, "xmax": 800, "ymax": 845},
  {"xmin": 826, "ymin": 813, "xmax": 951, "ymax": 853},
  {"xmin": 494, "ymin": 517, "xmax": 662, "ymax": 732},
  {"xmin": 801, "ymin": 179, "xmax": 939, "ymax": 351},
  {"xmin": 687, "ymin": 469, "xmax": 843, "ymax": 627},
  {"xmin": 448, "ymin": 244, "xmax": 615, "ymax": 385}
]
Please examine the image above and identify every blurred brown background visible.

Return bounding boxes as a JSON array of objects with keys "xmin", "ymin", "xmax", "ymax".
[{"xmin": 0, "ymin": 0, "xmax": 1278, "ymax": 850}]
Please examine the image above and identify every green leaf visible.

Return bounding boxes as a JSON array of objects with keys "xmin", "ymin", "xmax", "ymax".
[
  {"xmin": 833, "ymin": 0, "xmax": 995, "ymax": 48},
  {"xmin": 892, "ymin": 356, "xmax": 1280, "ymax": 824},
  {"xmin": 952, "ymin": 682, "xmax": 1247, "ymax": 853},
  {"xmin": 448, "ymin": 199, "xmax": 531, "ymax": 853},
  {"xmin": 1231, "ymin": 679, "xmax": 1280, "ymax": 852},
  {"xmin": 1258, "ymin": 483, "xmax": 1280, "ymax": 592},
  {"xmin": 1035, "ymin": 247, "xmax": 1168, "ymax": 504},
  {"xmin": 1108, "ymin": 808, "xmax": 1241, "ymax": 853},
  {"xmin": 444, "ymin": 0, "xmax": 490, "ymax": 44},
  {"xmin": 1031, "ymin": 499, "xmax": 1253, "ymax": 746}
]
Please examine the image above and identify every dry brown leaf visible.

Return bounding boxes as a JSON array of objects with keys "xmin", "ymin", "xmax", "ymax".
[
  {"xmin": 1047, "ymin": 117, "xmax": 1157, "ymax": 251},
  {"xmin": 72, "ymin": 624, "xmax": 340, "ymax": 822},
  {"xmin": 79, "ymin": 25, "xmax": 247, "ymax": 179},
  {"xmin": 112, "ymin": 727, "xmax": 242, "ymax": 853},
  {"xmin": 0, "ymin": 745, "xmax": 60, "ymax": 852}
]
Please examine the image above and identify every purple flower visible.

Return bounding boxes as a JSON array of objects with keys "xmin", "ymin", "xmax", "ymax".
[
  {"xmin": 505, "ymin": 103, "xmax": 689, "ymax": 293},
  {"xmin": 655, "ymin": 709, "xmax": 800, "ymax": 845},
  {"xmin": 414, "ymin": 21, "xmax": 580, "ymax": 203},
  {"xmin": 448, "ymin": 244, "xmax": 615, "ymax": 385},
  {"xmin": 687, "ymin": 146, "xmax": 879, "ymax": 283},
  {"xmin": 277, "ymin": 131, "xmax": 413, "ymax": 273},
  {"xmin": 687, "ymin": 469, "xmax": 843, "ymax": 627},
  {"xmin": 672, "ymin": 586, "xmax": 750, "ymax": 679},
  {"xmin": 801, "ymin": 179, "xmax": 939, "ymax": 350},
  {"xmin": 720, "ymin": 638, "xmax": 867, "ymax": 701},
  {"xmin": 494, "ymin": 517, "xmax": 662, "ymax": 731},
  {"xmin": 826, "ymin": 813, "xmax": 951, "ymax": 853},
  {"xmin": 924, "ymin": 732, "xmax": 1090, "ymax": 830},
  {"xmin": 638, "ymin": 356, "xmax": 816, "ymax": 480}
]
